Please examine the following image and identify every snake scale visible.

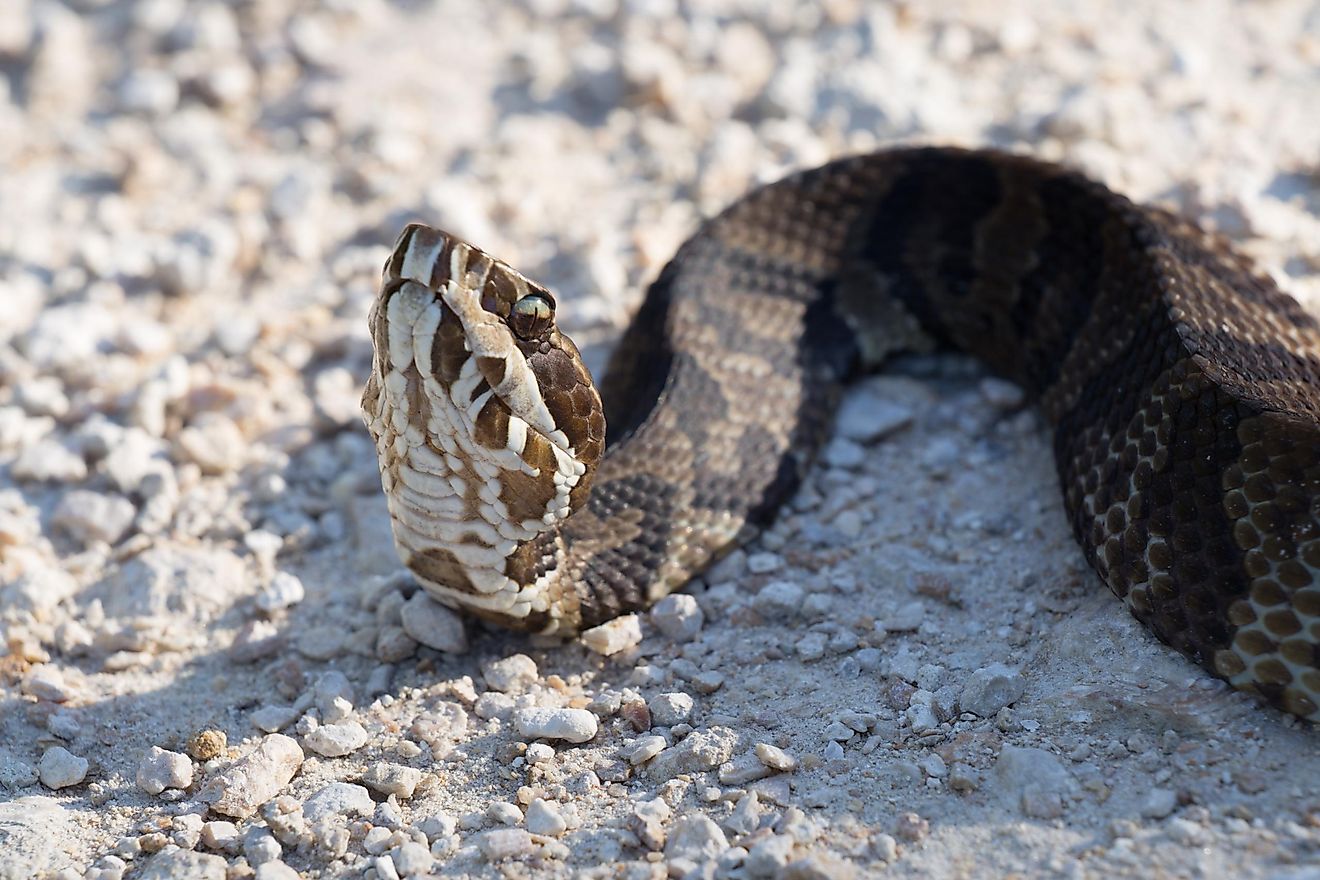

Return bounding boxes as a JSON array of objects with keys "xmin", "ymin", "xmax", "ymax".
[{"xmin": 362, "ymin": 147, "xmax": 1320, "ymax": 721}]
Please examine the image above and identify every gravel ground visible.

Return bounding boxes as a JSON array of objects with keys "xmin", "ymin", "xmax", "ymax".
[{"xmin": 3, "ymin": 1, "xmax": 1320, "ymax": 878}]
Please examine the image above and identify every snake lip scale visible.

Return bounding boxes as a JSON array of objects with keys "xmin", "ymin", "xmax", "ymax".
[{"xmin": 363, "ymin": 146, "xmax": 1320, "ymax": 722}]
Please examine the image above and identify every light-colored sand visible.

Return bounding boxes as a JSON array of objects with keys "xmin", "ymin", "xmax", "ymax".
[{"xmin": 2, "ymin": 1, "xmax": 1319, "ymax": 878}]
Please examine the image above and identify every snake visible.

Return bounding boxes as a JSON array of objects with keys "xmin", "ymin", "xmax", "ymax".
[{"xmin": 361, "ymin": 146, "xmax": 1320, "ymax": 721}]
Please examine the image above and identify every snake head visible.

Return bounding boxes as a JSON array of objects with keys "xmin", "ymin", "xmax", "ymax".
[{"xmin": 362, "ymin": 223, "xmax": 605, "ymax": 621}]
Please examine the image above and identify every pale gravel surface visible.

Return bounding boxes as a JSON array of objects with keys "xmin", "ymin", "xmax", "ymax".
[{"xmin": 2, "ymin": 1, "xmax": 1320, "ymax": 878}]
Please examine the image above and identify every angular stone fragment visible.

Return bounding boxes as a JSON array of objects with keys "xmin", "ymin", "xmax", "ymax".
[{"xmin": 200, "ymin": 734, "xmax": 303, "ymax": 819}]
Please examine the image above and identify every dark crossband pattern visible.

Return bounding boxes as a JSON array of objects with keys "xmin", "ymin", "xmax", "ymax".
[{"xmin": 364, "ymin": 147, "xmax": 1320, "ymax": 720}]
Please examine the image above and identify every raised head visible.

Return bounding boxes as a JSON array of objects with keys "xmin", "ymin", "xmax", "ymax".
[{"xmin": 362, "ymin": 224, "xmax": 605, "ymax": 626}]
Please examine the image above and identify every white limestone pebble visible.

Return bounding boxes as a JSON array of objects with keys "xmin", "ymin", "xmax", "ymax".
[
  {"xmin": 138, "ymin": 849, "xmax": 227, "ymax": 880},
  {"xmin": 391, "ymin": 841, "xmax": 433, "ymax": 876},
  {"xmin": 960, "ymin": 663, "xmax": 1026, "ymax": 717},
  {"xmin": 524, "ymin": 798, "xmax": 568, "ymax": 837},
  {"xmin": 664, "ymin": 812, "xmax": 729, "ymax": 863},
  {"xmin": 200, "ymin": 821, "xmax": 242, "ymax": 853},
  {"xmin": 200, "ymin": 734, "xmax": 304, "ymax": 819},
  {"xmin": 362, "ymin": 762, "xmax": 423, "ymax": 799},
  {"xmin": 302, "ymin": 782, "xmax": 374, "ymax": 823},
  {"xmin": 487, "ymin": 801, "xmax": 523, "ymax": 825},
  {"xmin": 648, "ymin": 692, "xmax": 694, "ymax": 727},
  {"xmin": 400, "ymin": 592, "xmax": 468, "ymax": 653},
  {"xmin": 756, "ymin": 580, "xmax": 804, "ymax": 618},
  {"xmin": 755, "ymin": 743, "xmax": 798, "ymax": 773},
  {"xmin": 313, "ymin": 669, "xmax": 355, "ymax": 722},
  {"xmin": 580, "ymin": 614, "xmax": 643, "ymax": 655},
  {"xmin": 136, "ymin": 746, "xmax": 193, "ymax": 795},
  {"xmin": 477, "ymin": 828, "xmax": 536, "ymax": 860},
  {"xmin": 836, "ymin": 394, "xmax": 915, "ymax": 443},
  {"xmin": 176, "ymin": 414, "xmax": 245, "ymax": 474},
  {"xmin": 254, "ymin": 861, "xmax": 300, "ymax": 880},
  {"xmin": 52, "ymin": 489, "xmax": 137, "ymax": 545},
  {"xmin": 256, "ymin": 571, "xmax": 305, "ymax": 613},
  {"xmin": 38, "ymin": 746, "xmax": 87, "ymax": 789},
  {"xmin": 483, "ymin": 654, "xmax": 539, "ymax": 693},
  {"xmin": 303, "ymin": 720, "xmax": 369, "ymax": 757},
  {"xmin": 514, "ymin": 707, "xmax": 598, "ymax": 743},
  {"xmin": 21, "ymin": 665, "xmax": 72, "ymax": 702},
  {"xmin": 623, "ymin": 735, "xmax": 668, "ymax": 766},
  {"xmin": 650, "ymin": 593, "xmax": 704, "ymax": 641},
  {"xmin": 12, "ymin": 438, "xmax": 87, "ymax": 482}
]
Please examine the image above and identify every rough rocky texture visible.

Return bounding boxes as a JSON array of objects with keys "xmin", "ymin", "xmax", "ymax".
[{"xmin": 1, "ymin": 1, "xmax": 1319, "ymax": 878}]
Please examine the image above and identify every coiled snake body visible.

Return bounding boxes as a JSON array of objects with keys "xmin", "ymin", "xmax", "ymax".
[{"xmin": 363, "ymin": 147, "xmax": 1320, "ymax": 721}]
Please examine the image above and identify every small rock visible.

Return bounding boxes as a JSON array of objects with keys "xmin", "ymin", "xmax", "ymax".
[
  {"xmin": 905, "ymin": 702, "xmax": 940, "ymax": 733},
  {"xmin": 176, "ymin": 414, "xmax": 245, "ymax": 474},
  {"xmin": 244, "ymin": 827, "xmax": 281, "ymax": 865},
  {"xmin": 746, "ymin": 552, "xmax": 782, "ymax": 573},
  {"xmin": 251, "ymin": 705, "xmax": 300, "ymax": 733},
  {"xmin": 38, "ymin": 746, "xmax": 87, "ymax": 789},
  {"xmin": 188, "ymin": 729, "xmax": 227, "ymax": 761},
  {"xmin": 136, "ymin": 746, "xmax": 193, "ymax": 795},
  {"xmin": 960, "ymin": 663, "xmax": 1026, "ymax": 717},
  {"xmin": 482, "ymin": 654, "xmax": 538, "ymax": 693},
  {"xmin": 21, "ymin": 665, "xmax": 71, "ymax": 702},
  {"xmin": 525, "ymin": 798, "xmax": 568, "ymax": 837},
  {"xmin": 303, "ymin": 721, "xmax": 369, "ymax": 758},
  {"xmin": 649, "ymin": 692, "xmax": 694, "ymax": 727},
  {"xmin": 755, "ymin": 743, "xmax": 798, "ymax": 773},
  {"xmin": 718, "ymin": 752, "xmax": 773, "ymax": 785},
  {"xmin": 255, "ymin": 862, "xmax": 300, "ymax": 880},
  {"xmin": 256, "ymin": 572, "xmax": 304, "ymax": 613},
  {"xmin": 623, "ymin": 735, "xmax": 668, "ymax": 766},
  {"xmin": 893, "ymin": 812, "xmax": 929, "ymax": 842},
  {"xmin": 871, "ymin": 832, "xmax": 899, "ymax": 862},
  {"xmin": 302, "ymin": 782, "xmax": 374, "ymax": 823},
  {"xmin": 487, "ymin": 801, "xmax": 523, "ymax": 826},
  {"xmin": 651, "ymin": 593, "xmax": 704, "ymax": 641},
  {"xmin": 295, "ymin": 625, "xmax": 344, "ymax": 661},
  {"xmin": 313, "ymin": 670, "xmax": 355, "ymax": 721},
  {"xmin": 52, "ymin": 490, "xmax": 136, "ymax": 545},
  {"xmin": 746, "ymin": 833, "xmax": 795, "ymax": 877},
  {"xmin": 200, "ymin": 820, "xmax": 242, "ymax": 853},
  {"xmin": 1140, "ymin": 788, "xmax": 1178, "ymax": 819},
  {"xmin": 757, "ymin": 581, "xmax": 804, "ymax": 618},
  {"xmin": 514, "ymin": 708, "xmax": 598, "ymax": 744},
  {"xmin": 400, "ymin": 592, "xmax": 467, "ymax": 653},
  {"xmin": 664, "ymin": 813, "xmax": 729, "ymax": 862},
  {"xmin": 580, "ymin": 614, "xmax": 643, "ymax": 656},
  {"xmin": 823, "ymin": 437, "xmax": 865, "ymax": 469},
  {"xmin": 650, "ymin": 728, "xmax": 738, "ymax": 780},
  {"xmin": 362, "ymin": 762, "xmax": 423, "ymax": 799},
  {"xmin": 885, "ymin": 600, "xmax": 926, "ymax": 631},
  {"xmin": 836, "ymin": 395, "xmax": 914, "ymax": 443},
  {"xmin": 476, "ymin": 828, "xmax": 535, "ymax": 860},
  {"xmin": 391, "ymin": 841, "xmax": 433, "ymax": 876},
  {"xmin": 138, "ymin": 850, "xmax": 226, "ymax": 880},
  {"xmin": 11, "ymin": 439, "xmax": 87, "ymax": 482},
  {"xmin": 200, "ymin": 734, "xmax": 304, "ymax": 819}
]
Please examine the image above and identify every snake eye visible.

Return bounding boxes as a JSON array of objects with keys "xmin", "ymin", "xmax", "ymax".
[{"xmin": 510, "ymin": 293, "xmax": 555, "ymax": 339}]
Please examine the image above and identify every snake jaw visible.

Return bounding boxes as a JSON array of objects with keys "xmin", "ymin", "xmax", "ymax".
[{"xmin": 363, "ymin": 223, "xmax": 604, "ymax": 625}]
